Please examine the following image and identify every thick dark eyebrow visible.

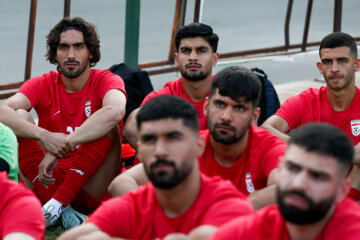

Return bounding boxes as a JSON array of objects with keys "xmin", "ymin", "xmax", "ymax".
[
  {"xmin": 286, "ymin": 160, "xmax": 330, "ymax": 178},
  {"xmin": 180, "ymin": 46, "xmax": 191, "ymax": 51},
  {"xmin": 58, "ymin": 42, "xmax": 85, "ymax": 47},
  {"xmin": 197, "ymin": 45, "xmax": 209, "ymax": 51},
  {"xmin": 140, "ymin": 133, "xmax": 155, "ymax": 141},
  {"xmin": 165, "ymin": 130, "xmax": 184, "ymax": 138},
  {"xmin": 336, "ymin": 57, "xmax": 350, "ymax": 61}
]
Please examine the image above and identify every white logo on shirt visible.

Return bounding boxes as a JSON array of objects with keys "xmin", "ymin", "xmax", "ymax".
[
  {"xmin": 351, "ymin": 120, "xmax": 360, "ymax": 136},
  {"xmin": 85, "ymin": 100, "xmax": 91, "ymax": 117},
  {"xmin": 245, "ymin": 172, "xmax": 255, "ymax": 193}
]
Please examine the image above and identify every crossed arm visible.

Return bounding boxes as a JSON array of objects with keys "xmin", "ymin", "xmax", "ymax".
[{"xmin": 0, "ymin": 89, "xmax": 126, "ymax": 185}]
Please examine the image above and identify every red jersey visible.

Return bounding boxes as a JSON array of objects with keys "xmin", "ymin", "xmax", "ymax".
[
  {"xmin": 18, "ymin": 69, "xmax": 127, "ymax": 160},
  {"xmin": 209, "ymin": 198, "xmax": 360, "ymax": 240},
  {"xmin": 199, "ymin": 125, "xmax": 286, "ymax": 195},
  {"xmin": 0, "ymin": 172, "xmax": 44, "ymax": 240},
  {"xmin": 276, "ymin": 86, "xmax": 360, "ymax": 145},
  {"xmin": 88, "ymin": 174, "xmax": 253, "ymax": 239},
  {"xmin": 141, "ymin": 78, "xmax": 208, "ymax": 130}
]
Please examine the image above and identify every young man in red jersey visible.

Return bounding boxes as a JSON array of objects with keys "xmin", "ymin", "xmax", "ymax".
[
  {"xmin": 109, "ymin": 66, "xmax": 286, "ymax": 209},
  {"xmin": 123, "ymin": 22, "xmax": 219, "ymax": 149},
  {"xmin": 59, "ymin": 95, "xmax": 253, "ymax": 240},
  {"xmin": 0, "ymin": 17, "xmax": 127, "ymax": 229},
  {"xmin": 261, "ymin": 32, "xmax": 360, "ymax": 202},
  {"xmin": 210, "ymin": 123, "xmax": 360, "ymax": 240}
]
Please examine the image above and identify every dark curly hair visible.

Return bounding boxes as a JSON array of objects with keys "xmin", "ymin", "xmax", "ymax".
[{"xmin": 45, "ymin": 17, "xmax": 100, "ymax": 67}]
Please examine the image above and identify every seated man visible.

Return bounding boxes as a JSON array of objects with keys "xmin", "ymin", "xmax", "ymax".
[
  {"xmin": 262, "ymin": 32, "xmax": 360, "ymax": 151},
  {"xmin": 210, "ymin": 123, "xmax": 360, "ymax": 240},
  {"xmin": 0, "ymin": 17, "xmax": 127, "ymax": 229},
  {"xmin": 0, "ymin": 123, "xmax": 19, "ymax": 182},
  {"xmin": 109, "ymin": 66, "xmax": 287, "ymax": 209},
  {"xmin": 59, "ymin": 95, "xmax": 253, "ymax": 240},
  {"xmin": 0, "ymin": 172, "xmax": 45, "ymax": 240},
  {"xmin": 123, "ymin": 22, "xmax": 219, "ymax": 149},
  {"xmin": 261, "ymin": 32, "xmax": 360, "ymax": 201}
]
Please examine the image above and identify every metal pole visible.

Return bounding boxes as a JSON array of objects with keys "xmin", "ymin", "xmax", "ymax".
[
  {"xmin": 333, "ymin": 0, "xmax": 342, "ymax": 32},
  {"xmin": 301, "ymin": 0, "xmax": 313, "ymax": 52},
  {"xmin": 24, "ymin": 0, "xmax": 37, "ymax": 81},
  {"xmin": 64, "ymin": 0, "xmax": 71, "ymax": 18},
  {"xmin": 193, "ymin": 0, "xmax": 201, "ymax": 22},
  {"xmin": 124, "ymin": 0, "xmax": 141, "ymax": 69},
  {"xmin": 284, "ymin": 0, "xmax": 293, "ymax": 50}
]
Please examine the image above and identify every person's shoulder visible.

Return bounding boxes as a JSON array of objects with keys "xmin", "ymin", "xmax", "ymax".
[
  {"xmin": 323, "ymin": 198, "xmax": 360, "ymax": 238},
  {"xmin": 200, "ymin": 174, "xmax": 246, "ymax": 199},
  {"xmin": 250, "ymin": 125, "xmax": 286, "ymax": 146},
  {"xmin": 209, "ymin": 205, "xmax": 281, "ymax": 239},
  {"xmin": 297, "ymin": 86, "xmax": 325, "ymax": 98},
  {"xmin": 162, "ymin": 78, "xmax": 182, "ymax": 92},
  {"xmin": 91, "ymin": 69, "xmax": 122, "ymax": 80},
  {"xmin": 0, "ymin": 172, "xmax": 38, "ymax": 204},
  {"xmin": 333, "ymin": 197, "xmax": 360, "ymax": 219}
]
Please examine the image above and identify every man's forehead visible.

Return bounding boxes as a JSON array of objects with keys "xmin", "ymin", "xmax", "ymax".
[
  {"xmin": 320, "ymin": 46, "xmax": 353, "ymax": 58},
  {"xmin": 179, "ymin": 37, "xmax": 211, "ymax": 48},
  {"xmin": 140, "ymin": 118, "xmax": 188, "ymax": 134},
  {"xmin": 212, "ymin": 89, "xmax": 249, "ymax": 104},
  {"xmin": 59, "ymin": 29, "xmax": 85, "ymax": 43},
  {"xmin": 284, "ymin": 145, "xmax": 338, "ymax": 172}
]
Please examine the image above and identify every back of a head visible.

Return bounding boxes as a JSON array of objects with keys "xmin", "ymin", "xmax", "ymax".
[
  {"xmin": 289, "ymin": 123, "xmax": 353, "ymax": 174},
  {"xmin": 46, "ymin": 17, "xmax": 101, "ymax": 66},
  {"xmin": 319, "ymin": 32, "xmax": 358, "ymax": 58},
  {"xmin": 209, "ymin": 66, "xmax": 262, "ymax": 108},
  {"xmin": 175, "ymin": 22, "xmax": 219, "ymax": 53},
  {"xmin": 137, "ymin": 95, "xmax": 199, "ymax": 133}
]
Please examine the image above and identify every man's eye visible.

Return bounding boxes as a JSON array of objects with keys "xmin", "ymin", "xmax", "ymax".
[
  {"xmin": 235, "ymin": 106, "xmax": 245, "ymax": 112},
  {"xmin": 322, "ymin": 59, "xmax": 332, "ymax": 65}
]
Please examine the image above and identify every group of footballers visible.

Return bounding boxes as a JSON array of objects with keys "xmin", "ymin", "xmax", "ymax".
[{"xmin": 1, "ymin": 16, "xmax": 360, "ymax": 240}]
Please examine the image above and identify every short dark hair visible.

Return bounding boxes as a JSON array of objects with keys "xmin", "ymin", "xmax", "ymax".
[
  {"xmin": 175, "ymin": 23, "xmax": 219, "ymax": 53},
  {"xmin": 319, "ymin": 32, "xmax": 358, "ymax": 59},
  {"xmin": 289, "ymin": 123, "xmax": 353, "ymax": 175},
  {"xmin": 137, "ymin": 95, "xmax": 199, "ymax": 133},
  {"xmin": 46, "ymin": 17, "xmax": 100, "ymax": 67},
  {"xmin": 209, "ymin": 66, "xmax": 262, "ymax": 108}
]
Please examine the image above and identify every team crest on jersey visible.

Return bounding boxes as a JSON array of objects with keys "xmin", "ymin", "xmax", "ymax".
[
  {"xmin": 85, "ymin": 100, "xmax": 91, "ymax": 117},
  {"xmin": 245, "ymin": 172, "xmax": 255, "ymax": 193},
  {"xmin": 351, "ymin": 120, "xmax": 360, "ymax": 136}
]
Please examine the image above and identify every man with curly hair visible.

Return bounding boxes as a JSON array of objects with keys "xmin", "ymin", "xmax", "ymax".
[{"xmin": 0, "ymin": 17, "xmax": 127, "ymax": 229}]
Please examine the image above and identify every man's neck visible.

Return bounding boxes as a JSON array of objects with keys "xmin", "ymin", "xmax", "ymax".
[
  {"xmin": 286, "ymin": 207, "xmax": 335, "ymax": 240},
  {"xmin": 327, "ymin": 80, "xmax": 356, "ymax": 111},
  {"xmin": 181, "ymin": 75, "xmax": 212, "ymax": 102},
  {"xmin": 62, "ymin": 68, "xmax": 91, "ymax": 93},
  {"xmin": 155, "ymin": 166, "xmax": 201, "ymax": 218},
  {"xmin": 210, "ymin": 130, "xmax": 249, "ymax": 167}
]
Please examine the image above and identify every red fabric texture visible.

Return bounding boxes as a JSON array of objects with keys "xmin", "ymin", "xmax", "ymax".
[
  {"xmin": 88, "ymin": 174, "xmax": 253, "ymax": 239},
  {"xmin": 210, "ymin": 198, "xmax": 360, "ymax": 240},
  {"xmin": 276, "ymin": 86, "xmax": 360, "ymax": 145},
  {"xmin": 0, "ymin": 172, "xmax": 45, "ymax": 240},
  {"xmin": 141, "ymin": 77, "xmax": 209, "ymax": 130},
  {"xmin": 199, "ymin": 125, "xmax": 286, "ymax": 195}
]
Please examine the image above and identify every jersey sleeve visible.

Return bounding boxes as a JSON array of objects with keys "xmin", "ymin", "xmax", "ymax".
[
  {"xmin": 87, "ymin": 196, "xmax": 133, "ymax": 237},
  {"xmin": 97, "ymin": 70, "xmax": 127, "ymax": 100},
  {"xmin": 208, "ymin": 216, "xmax": 253, "ymax": 240},
  {"xmin": 275, "ymin": 94, "xmax": 304, "ymax": 131},
  {"xmin": 0, "ymin": 181, "xmax": 45, "ymax": 240},
  {"xmin": 17, "ymin": 75, "xmax": 46, "ymax": 108},
  {"xmin": 261, "ymin": 141, "xmax": 286, "ymax": 177},
  {"xmin": 140, "ymin": 87, "xmax": 172, "ymax": 106},
  {"xmin": 199, "ymin": 179, "xmax": 254, "ymax": 227}
]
